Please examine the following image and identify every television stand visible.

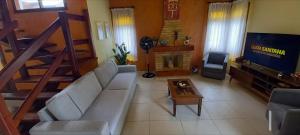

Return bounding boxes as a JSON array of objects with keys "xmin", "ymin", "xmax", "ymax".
[{"xmin": 229, "ymin": 62, "xmax": 300, "ymax": 101}]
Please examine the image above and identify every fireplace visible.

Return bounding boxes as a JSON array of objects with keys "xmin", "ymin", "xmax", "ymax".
[{"xmin": 152, "ymin": 46, "xmax": 194, "ymax": 76}]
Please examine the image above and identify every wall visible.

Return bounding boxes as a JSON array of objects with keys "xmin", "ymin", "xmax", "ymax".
[
  {"xmin": 246, "ymin": 0, "xmax": 300, "ymax": 72},
  {"xmin": 86, "ymin": 0, "xmax": 114, "ymax": 63},
  {"xmin": 7, "ymin": 0, "xmax": 88, "ymax": 50},
  {"xmin": 110, "ymin": 0, "xmax": 208, "ymax": 70}
]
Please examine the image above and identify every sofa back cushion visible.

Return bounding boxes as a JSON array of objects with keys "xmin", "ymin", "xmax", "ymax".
[
  {"xmin": 66, "ymin": 72, "xmax": 103, "ymax": 114},
  {"xmin": 94, "ymin": 59, "xmax": 118, "ymax": 87},
  {"xmin": 46, "ymin": 92, "xmax": 82, "ymax": 121},
  {"xmin": 207, "ymin": 52, "xmax": 226, "ymax": 65},
  {"xmin": 37, "ymin": 107, "xmax": 56, "ymax": 122}
]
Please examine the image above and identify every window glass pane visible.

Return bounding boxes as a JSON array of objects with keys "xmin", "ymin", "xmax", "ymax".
[
  {"xmin": 41, "ymin": 0, "xmax": 64, "ymax": 8},
  {"xmin": 16, "ymin": 0, "xmax": 40, "ymax": 10}
]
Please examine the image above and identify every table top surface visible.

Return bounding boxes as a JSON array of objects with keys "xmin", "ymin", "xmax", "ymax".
[{"xmin": 168, "ymin": 79, "xmax": 203, "ymax": 99}]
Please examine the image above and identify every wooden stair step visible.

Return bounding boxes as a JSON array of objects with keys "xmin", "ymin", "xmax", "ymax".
[
  {"xmin": 75, "ymin": 49, "xmax": 90, "ymax": 53},
  {"xmin": 4, "ymin": 43, "xmax": 55, "ymax": 52},
  {"xmin": 14, "ymin": 76, "xmax": 75, "ymax": 83},
  {"xmin": 73, "ymin": 39, "xmax": 89, "ymax": 45},
  {"xmin": 2, "ymin": 92, "xmax": 57, "ymax": 100},
  {"xmin": 22, "ymin": 113, "xmax": 40, "ymax": 123},
  {"xmin": 30, "ymin": 53, "xmax": 57, "ymax": 60},
  {"xmin": 26, "ymin": 63, "xmax": 72, "ymax": 69}
]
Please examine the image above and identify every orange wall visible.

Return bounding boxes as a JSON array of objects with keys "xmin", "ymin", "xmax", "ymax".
[
  {"xmin": 110, "ymin": 0, "xmax": 209, "ymax": 70},
  {"xmin": 7, "ymin": 0, "xmax": 88, "ymax": 50}
]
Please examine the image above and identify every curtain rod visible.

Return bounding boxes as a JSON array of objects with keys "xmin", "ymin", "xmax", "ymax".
[{"xmin": 110, "ymin": 6, "xmax": 135, "ymax": 9}]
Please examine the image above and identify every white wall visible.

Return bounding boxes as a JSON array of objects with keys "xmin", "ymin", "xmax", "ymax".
[
  {"xmin": 246, "ymin": 0, "xmax": 300, "ymax": 72},
  {"xmin": 86, "ymin": 0, "xmax": 115, "ymax": 63}
]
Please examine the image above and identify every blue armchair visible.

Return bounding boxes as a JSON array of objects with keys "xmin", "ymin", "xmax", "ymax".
[{"xmin": 201, "ymin": 51, "xmax": 229, "ymax": 80}]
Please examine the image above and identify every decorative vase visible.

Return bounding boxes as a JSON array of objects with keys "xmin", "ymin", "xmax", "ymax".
[{"xmin": 184, "ymin": 40, "xmax": 190, "ymax": 46}]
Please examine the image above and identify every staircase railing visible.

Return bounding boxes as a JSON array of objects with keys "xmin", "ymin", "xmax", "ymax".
[
  {"xmin": 13, "ymin": 50, "xmax": 67, "ymax": 126},
  {"xmin": 67, "ymin": 10, "xmax": 96, "ymax": 58},
  {"xmin": 0, "ymin": 0, "xmax": 92, "ymax": 134}
]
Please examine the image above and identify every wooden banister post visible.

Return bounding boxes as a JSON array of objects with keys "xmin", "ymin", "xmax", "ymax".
[
  {"xmin": 0, "ymin": 95, "xmax": 20, "ymax": 135},
  {"xmin": 58, "ymin": 11, "xmax": 80, "ymax": 78},
  {"xmin": 83, "ymin": 9, "xmax": 96, "ymax": 58}
]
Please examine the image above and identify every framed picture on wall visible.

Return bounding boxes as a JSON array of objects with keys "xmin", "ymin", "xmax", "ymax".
[
  {"xmin": 97, "ymin": 22, "xmax": 105, "ymax": 40},
  {"xmin": 105, "ymin": 22, "xmax": 111, "ymax": 38}
]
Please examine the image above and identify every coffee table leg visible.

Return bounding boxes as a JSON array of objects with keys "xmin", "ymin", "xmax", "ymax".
[
  {"xmin": 198, "ymin": 99, "xmax": 202, "ymax": 116},
  {"xmin": 173, "ymin": 100, "xmax": 176, "ymax": 116},
  {"xmin": 168, "ymin": 89, "xmax": 170, "ymax": 96}
]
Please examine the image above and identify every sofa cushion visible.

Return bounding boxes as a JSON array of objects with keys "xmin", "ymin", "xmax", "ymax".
[
  {"xmin": 46, "ymin": 93, "xmax": 82, "ymax": 121},
  {"xmin": 29, "ymin": 121, "xmax": 110, "ymax": 135},
  {"xmin": 37, "ymin": 107, "xmax": 56, "ymax": 122},
  {"xmin": 94, "ymin": 60, "xmax": 118, "ymax": 87},
  {"xmin": 105, "ymin": 72, "xmax": 137, "ymax": 90},
  {"xmin": 207, "ymin": 53, "xmax": 226, "ymax": 65},
  {"xmin": 80, "ymin": 90, "xmax": 133, "ymax": 135},
  {"xmin": 66, "ymin": 72, "xmax": 102, "ymax": 114}
]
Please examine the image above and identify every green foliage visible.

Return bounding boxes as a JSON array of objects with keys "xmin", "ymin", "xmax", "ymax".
[{"xmin": 112, "ymin": 43, "xmax": 130, "ymax": 65}]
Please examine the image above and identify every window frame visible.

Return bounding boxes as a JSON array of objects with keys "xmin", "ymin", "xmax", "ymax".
[{"xmin": 13, "ymin": 0, "xmax": 68, "ymax": 13}]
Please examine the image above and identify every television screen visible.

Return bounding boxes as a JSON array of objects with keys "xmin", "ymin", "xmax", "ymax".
[{"xmin": 244, "ymin": 33, "xmax": 300, "ymax": 74}]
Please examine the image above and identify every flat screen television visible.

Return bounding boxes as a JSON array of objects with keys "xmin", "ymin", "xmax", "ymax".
[{"xmin": 244, "ymin": 33, "xmax": 300, "ymax": 75}]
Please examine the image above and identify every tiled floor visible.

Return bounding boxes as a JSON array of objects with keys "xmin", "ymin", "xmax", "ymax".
[{"xmin": 122, "ymin": 72, "xmax": 271, "ymax": 135}]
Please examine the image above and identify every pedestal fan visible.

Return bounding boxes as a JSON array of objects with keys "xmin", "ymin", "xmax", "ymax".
[{"xmin": 140, "ymin": 36, "xmax": 156, "ymax": 78}]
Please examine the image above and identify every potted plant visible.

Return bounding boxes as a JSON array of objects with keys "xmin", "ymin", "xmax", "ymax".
[{"xmin": 112, "ymin": 43, "xmax": 130, "ymax": 65}]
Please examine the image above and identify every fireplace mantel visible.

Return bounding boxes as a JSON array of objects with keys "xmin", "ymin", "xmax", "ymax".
[{"xmin": 151, "ymin": 45, "xmax": 194, "ymax": 52}]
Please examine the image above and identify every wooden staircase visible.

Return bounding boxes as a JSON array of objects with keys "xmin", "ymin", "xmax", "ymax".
[{"xmin": 0, "ymin": 0, "xmax": 97, "ymax": 134}]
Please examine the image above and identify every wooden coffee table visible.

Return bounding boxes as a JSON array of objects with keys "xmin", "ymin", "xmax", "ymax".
[{"xmin": 168, "ymin": 79, "xmax": 203, "ymax": 116}]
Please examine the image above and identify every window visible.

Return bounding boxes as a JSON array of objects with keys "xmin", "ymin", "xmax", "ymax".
[
  {"xmin": 111, "ymin": 8, "xmax": 138, "ymax": 60},
  {"xmin": 204, "ymin": 0, "xmax": 249, "ymax": 60},
  {"xmin": 14, "ymin": 0, "xmax": 66, "ymax": 12}
]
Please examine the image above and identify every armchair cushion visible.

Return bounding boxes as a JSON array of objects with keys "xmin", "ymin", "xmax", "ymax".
[
  {"xmin": 207, "ymin": 52, "xmax": 226, "ymax": 65},
  {"xmin": 204, "ymin": 64, "xmax": 224, "ymax": 70}
]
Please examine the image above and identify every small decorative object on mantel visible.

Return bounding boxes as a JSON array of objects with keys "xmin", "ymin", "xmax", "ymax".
[
  {"xmin": 184, "ymin": 36, "xmax": 192, "ymax": 46},
  {"xmin": 112, "ymin": 43, "xmax": 130, "ymax": 65},
  {"xmin": 159, "ymin": 39, "xmax": 168, "ymax": 46},
  {"xmin": 152, "ymin": 37, "xmax": 159, "ymax": 46}
]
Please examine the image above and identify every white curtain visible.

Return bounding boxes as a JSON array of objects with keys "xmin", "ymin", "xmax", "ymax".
[
  {"xmin": 111, "ymin": 8, "xmax": 138, "ymax": 59},
  {"xmin": 204, "ymin": 0, "xmax": 249, "ymax": 59}
]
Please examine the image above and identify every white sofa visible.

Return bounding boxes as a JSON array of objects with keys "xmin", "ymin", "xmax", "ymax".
[{"xmin": 29, "ymin": 60, "xmax": 137, "ymax": 135}]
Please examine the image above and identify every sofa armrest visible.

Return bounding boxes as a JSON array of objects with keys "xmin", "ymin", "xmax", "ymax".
[
  {"xmin": 30, "ymin": 121, "xmax": 110, "ymax": 135},
  {"xmin": 202, "ymin": 54, "xmax": 209, "ymax": 65},
  {"xmin": 270, "ymin": 88, "xmax": 300, "ymax": 107},
  {"xmin": 223, "ymin": 54, "xmax": 229, "ymax": 64},
  {"xmin": 280, "ymin": 109, "xmax": 300, "ymax": 135},
  {"xmin": 118, "ymin": 65, "xmax": 136, "ymax": 73}
]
